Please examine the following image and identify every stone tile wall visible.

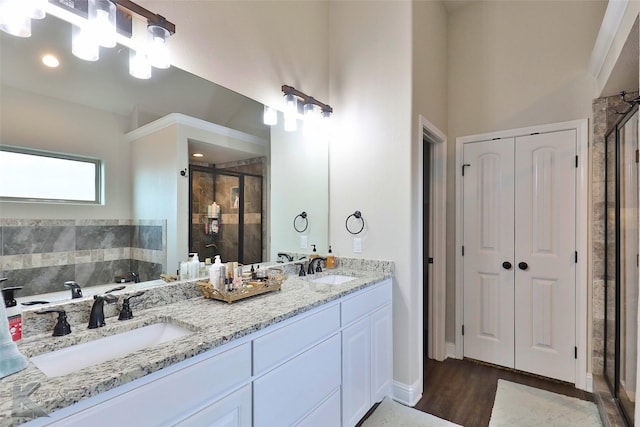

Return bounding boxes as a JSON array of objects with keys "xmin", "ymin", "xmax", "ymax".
[{"xmin": 0, "ymin": 219, "xmax": 166, "ymax": 297}]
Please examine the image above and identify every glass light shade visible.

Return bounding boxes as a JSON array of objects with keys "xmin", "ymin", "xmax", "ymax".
[
  {"xmin": 0, "ymin": 1, "xmax": 31, "ymax": 37},
  {"xmin": 303, "ymin": 103, "xmax": 319, "ymax": 136},
  {"xmin": 28, "ymin": 0, "xmax": 47, "ymax": 19},
  {"xmin": 283, "ymin": 93, "xmax": 298, "ymax": 115},
  {"xmin": 129, "ymin": 49, "xmax": 152, "ymax": 80},
  {"xmin": 72, "ymin": 26, "xmax": 99, "ymax": 61},
  {"xmin": 89, "ymin": 0, "xmax": 116, "ymax": 48},
  {"xmin": 147, "ymin": 25, "xmax": 171, "ymax": 69},
  {"xmin": 284, "ymin": 113, "xmax": 297, "ymax": 132},
  {"xmin": 263, "ymin": 106, "xmax": 278, "ymax": 126}
]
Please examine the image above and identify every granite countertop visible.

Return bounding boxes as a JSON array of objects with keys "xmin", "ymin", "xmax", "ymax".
[{"xmin": 1, "ymin": 260, "xmax": 392, "ymax": 426}]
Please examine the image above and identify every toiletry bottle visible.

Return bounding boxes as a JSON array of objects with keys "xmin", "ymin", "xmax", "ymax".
[
  {"xmin": 326, "ymin": 245, "xmax": 336, "ymax": 269},
  {"xmin": 210, "ymin": 255, "xmax": 223, "ymax": 288},
  {"xmin": 191, "ymin": 253, "xmax": 200, "ymax": 278},
  {"xmin": 310, "ymin": 244, "xmax": 318, "ymax": 259},
  {"xmin": 1, "ymin": 285, "xmax": 23, "ymax": 342}
]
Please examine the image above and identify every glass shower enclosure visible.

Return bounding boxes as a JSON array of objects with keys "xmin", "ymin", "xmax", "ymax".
[{"xmin": 605, "ymin": 104, "xmax": 638, "ymax": 426}]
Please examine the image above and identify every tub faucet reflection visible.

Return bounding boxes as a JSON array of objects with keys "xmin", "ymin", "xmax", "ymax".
[
  {"xmin": 277, "ymin": 253, "xmax": 294, "ymax": 263},
  {"xmin": 64, "ymin": 281, "xmax": 83, "ymax": 299}
]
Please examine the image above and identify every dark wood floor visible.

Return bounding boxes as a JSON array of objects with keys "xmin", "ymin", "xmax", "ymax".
[{"xmin": 413, "ymin": 357, "xmax": 594, "ymax": 427}]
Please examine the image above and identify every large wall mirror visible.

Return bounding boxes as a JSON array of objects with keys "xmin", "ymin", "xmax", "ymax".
[{"xmin": 0, "ymin": 13, "xmax": 328, "ymax": 297}]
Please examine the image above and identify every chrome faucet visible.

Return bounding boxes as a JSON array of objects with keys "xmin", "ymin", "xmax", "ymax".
[
  {"xmin": 88, "ymin": 293, "xmax": 118, "ymax": 329},
  {"xmin": 307, "ymin": 257, "xmax": 327, "ymax": 275},
  {"xmin": 129, "ymin": 271, "xmax": 140, "ymax": 283},
  {"xmin": 64, "ymin": 281, "xmax": 83, "ymax": 299}
]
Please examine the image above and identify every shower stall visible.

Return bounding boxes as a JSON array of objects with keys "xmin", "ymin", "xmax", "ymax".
[{"xmin": 189, "ymin": 165, "xmax": 263, "ymax": 265}]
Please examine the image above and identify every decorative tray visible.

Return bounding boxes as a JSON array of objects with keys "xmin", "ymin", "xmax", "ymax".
[{"xmin": 196, "ymin": 269, "xmax": 286, "ymax": 304}]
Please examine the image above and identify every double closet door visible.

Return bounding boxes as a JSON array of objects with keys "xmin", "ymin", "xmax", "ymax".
[{"xmin": 462, "ymin": 130, "xmax": 577, "ymax": 383}]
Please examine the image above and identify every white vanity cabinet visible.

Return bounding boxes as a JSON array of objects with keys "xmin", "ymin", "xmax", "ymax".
[
  {"xmin": 341, "ymin": 279, "xmax": 393, "ymax": 427},
  {"xmin": 22, "ymin": 278, "xmax": 392, "ymax": 427}
]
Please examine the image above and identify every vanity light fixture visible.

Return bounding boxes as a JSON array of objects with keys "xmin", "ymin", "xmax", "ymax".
[
  {"xmin": 192, "ymin": 153, "xmax": 204, "ymax": 158},
  {"xmin": 0, "ymin": 0, "xmax": 176, "ymax": 80},
  {"xmin": 277, "ymin": 85, "xmax": 333, "ymax": 133}
]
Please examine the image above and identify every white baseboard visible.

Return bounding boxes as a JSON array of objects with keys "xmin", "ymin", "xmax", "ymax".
[
  {"xmin": 446, "ymin": 341, "xmax": 458, "ymax": 359},
  {"xmin": 393, "ymin": 378, "xmax": 423, "ymax": 407},
  {"xmin": 585, "ymin": 373, "xmax": 593, "ymax": 393}
]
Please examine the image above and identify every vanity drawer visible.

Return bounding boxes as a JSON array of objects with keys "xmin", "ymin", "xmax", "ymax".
[
  {"xmin": 341, "ymin": 278, "xmax": 392, "ymax": 326},
  {"xmin": 44, "ymin": 342, "xmax": 251, "ymax": 426},
  {"xmin": 253, "ymin": 304, "xmax": 340, "ymax": 375},
  {"xmin": 253, "ymin": 334, "xmax": 341, "ymax": 427}
]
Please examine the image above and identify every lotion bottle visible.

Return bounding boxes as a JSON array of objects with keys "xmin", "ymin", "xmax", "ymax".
[{"xmin": 210, "ymin": 255, "xmax": 223, "ymax": 289}]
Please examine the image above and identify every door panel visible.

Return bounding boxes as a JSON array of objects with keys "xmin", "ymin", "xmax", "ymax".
[
  {"xmin": 514, "ymin": 130, "xmax": 576, "ymax": 382},
  {"xmin": 462, "ymin": 130, "xmax": 577, "ymax": 383},
  {"xmin": 463, "ymin": 138, "xmax": 515, "ymax": 368}
]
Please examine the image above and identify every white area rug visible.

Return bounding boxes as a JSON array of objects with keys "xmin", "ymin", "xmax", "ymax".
[
  {"xmin": 363, "ymin": 397, "xmax": 461, "ymax": 427},
  {"xmin": 489, "ymin": 380, "xmax": 602, "ymax": 427}
]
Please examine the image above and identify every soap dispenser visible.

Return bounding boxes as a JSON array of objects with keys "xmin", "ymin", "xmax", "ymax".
[
  {"xmin": 310, "ymin": 244, "xmax": 318, "ymax": 259},
  {"xmin": 326, "ymin": 246, "xmax": 336, "ymax": 269}
]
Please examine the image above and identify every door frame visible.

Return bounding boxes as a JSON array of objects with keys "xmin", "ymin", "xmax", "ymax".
[
  {"xmin": 417, "ymin": 115, "xmax": 448, "ymax": 363},
  {"xmin": 454, "ymin": 118, "xmax": 590, "ymax": 391}
]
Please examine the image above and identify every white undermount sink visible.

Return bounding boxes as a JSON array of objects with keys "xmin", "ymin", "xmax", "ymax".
[
  {"xmin": 311, "ymin": 274, "xmax": 357, "ymax": 285},
  {"xmin": 31, "ymin": 322, "xmax": 192, "ymax": 378}
]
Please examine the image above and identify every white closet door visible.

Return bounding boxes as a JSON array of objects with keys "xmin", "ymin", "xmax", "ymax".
[
  {"xmin": 462, "ymin": 138, "xmax": 516, "ymax": 368},
  {"xmin": 513, "ymin": 130, "xmax": 576, "ymax": 383}
]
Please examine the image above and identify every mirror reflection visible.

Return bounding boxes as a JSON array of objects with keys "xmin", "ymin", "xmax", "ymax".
[{"xmin": 0, "ymin": 13, "xmax": 328, "ymax": 298}]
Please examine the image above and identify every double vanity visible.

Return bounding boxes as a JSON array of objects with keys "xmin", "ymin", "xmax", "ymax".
[{"xmin": 1, "ymin": 260, "xmax": 393, "ymax": 427}]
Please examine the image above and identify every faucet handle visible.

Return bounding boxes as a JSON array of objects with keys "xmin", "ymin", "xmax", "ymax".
[
  {"xmin": 37, "ymin": 309, "xmax": 72, "ymax": 336},
  {"xmin": 118, "ymin": 292, "xmax": 145, "ymax": 321}
]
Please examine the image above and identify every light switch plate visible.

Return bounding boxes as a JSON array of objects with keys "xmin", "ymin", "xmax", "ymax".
[
  {"xmin": 353, "ymin": 238, "xmax": 362, "ymax": 253},
  {"xmin": 300, "ymin": 235, "xmax": 308, "ymax": 249}
]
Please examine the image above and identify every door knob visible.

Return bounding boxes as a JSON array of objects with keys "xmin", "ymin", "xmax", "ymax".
[
  {"xmin": 518, "ymin": 262, "xmax": 529, "ymax": 270},
  {"xmin": 502, "ymin": 262, "xmax": 512, "ymax": 270}
]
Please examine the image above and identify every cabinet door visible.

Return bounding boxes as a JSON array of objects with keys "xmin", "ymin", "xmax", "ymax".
[
  {"xmin": 253, "ymin": 334, "xmax": 341, "ymax": 427},
  {"xmin": 370, "ymin": 304, "xmax": 392, "ymax": 403},
  {"xmin": 174, "ymin": 385, "xmax": 251, "ymax": 427},
  {"xmin": 342, "ymin": 317, "xmax": 371, "ymax": 427},
  {"xmin": 294, "ymin": 388, "xmax": 341, "ymax": 427}
]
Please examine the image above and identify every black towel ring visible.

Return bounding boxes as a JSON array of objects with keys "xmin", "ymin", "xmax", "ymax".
[
  {"xmin": 294, "ymin": 211, "xmax": 309, "ymax": 233},
  {"xmin": 345, "ymin": 211, "xmax": 365, "ymax": 235}
]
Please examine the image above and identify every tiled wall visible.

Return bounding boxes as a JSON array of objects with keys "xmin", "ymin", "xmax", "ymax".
[
  {"xmin": 591, "ymin": 92, "xmax": 637, "ymax": 374},
  {"xmin": 0, "ymin": 219, "xmax": 166, "ymax": 297}
]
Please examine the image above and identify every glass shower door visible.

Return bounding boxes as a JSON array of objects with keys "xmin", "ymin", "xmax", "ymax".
[
  {"xmin": 618, "ymin": 109, "xmax": 638, "ymax": 424},
  {"xmin": 605, "ymin": 106, "xmax": 638, "ymax": 426}
]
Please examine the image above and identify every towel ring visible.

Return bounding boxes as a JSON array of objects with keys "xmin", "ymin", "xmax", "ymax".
[
  {"xmin": 345, "ymin": 210, "xmax": 365, "ymax": 235},
  {"xmin": 294, "ymin": 211, "xmax": 309, "ymax": 233}
]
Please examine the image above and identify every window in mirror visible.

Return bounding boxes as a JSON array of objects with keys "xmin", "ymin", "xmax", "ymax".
[{"xmin": 0, "ymin": 146, "xmax": 102, "ymax": 204}]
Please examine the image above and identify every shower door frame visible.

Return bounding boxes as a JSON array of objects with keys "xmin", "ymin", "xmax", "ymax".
[
  {"xmin": 188, "ymin": 164, "xmax": 264, "ymax": 265},
  {"xmin": 604, "ymin": 104, "xmax": 638, "ymax": 427}
]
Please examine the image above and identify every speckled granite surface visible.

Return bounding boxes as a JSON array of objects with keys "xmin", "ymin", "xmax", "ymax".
[{"xmin": 0, "ymin": 261, "xmax": 392, "ymax": 426}]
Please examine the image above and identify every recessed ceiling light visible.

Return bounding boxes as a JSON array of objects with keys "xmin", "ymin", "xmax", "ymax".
[
  {"xmin": 42, "ymin": 54, "xmax": 60, "ymax": 68},
  {"xmin": 192, "ymin": 153, "xmax": 204, "ymax": 158}
]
